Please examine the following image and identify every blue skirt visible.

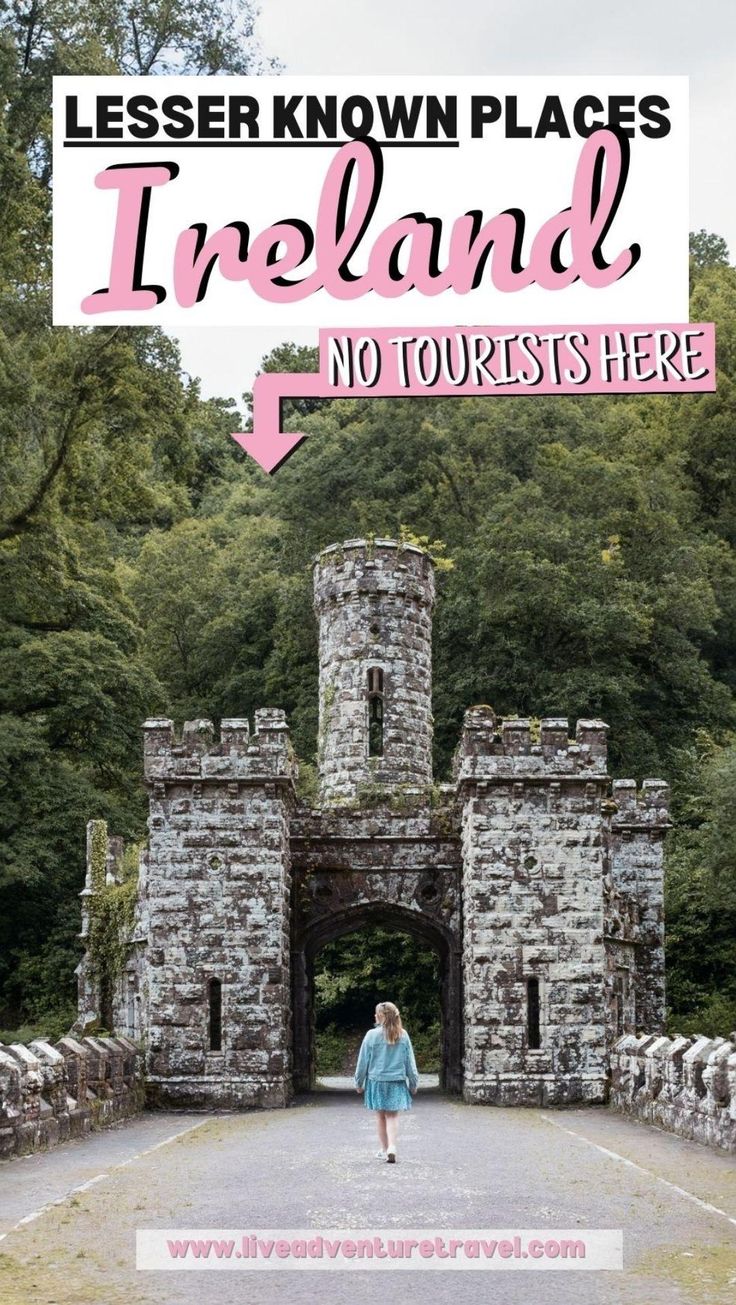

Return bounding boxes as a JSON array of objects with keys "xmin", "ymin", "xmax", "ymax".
[{"xmin": 364, "ymin": 1078, "xmax": 413, "ymax": 1111}]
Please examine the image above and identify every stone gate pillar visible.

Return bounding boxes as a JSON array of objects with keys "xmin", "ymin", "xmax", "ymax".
[
  {"xmin": 142, "ymin": 711, "xmax": 296, "ymax": 1108},
  {"xmin": 456, "ymin": 708, "xmax": 611, "ymax": 1106}
]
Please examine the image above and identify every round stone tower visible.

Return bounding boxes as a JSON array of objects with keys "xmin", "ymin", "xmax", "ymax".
[{"xmin": 313, "ymin": 538, "xmax": 436, "ymax": 800}]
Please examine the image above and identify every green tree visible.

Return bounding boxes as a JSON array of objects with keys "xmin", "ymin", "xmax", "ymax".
[
  {"xmin": 314, "ymin": 928, "xmax": 441, "ymax": 1036},
  {"xmin": 690, "ymin": 229, "xmax": 730, "ymax": 270},
  {"xmin": 0, "ymin": 0, "xmax": 278, "ymax": 1030},
  {"xmin": 665, "ymin": 735, "xmax": 736, "ymax": 1032}
]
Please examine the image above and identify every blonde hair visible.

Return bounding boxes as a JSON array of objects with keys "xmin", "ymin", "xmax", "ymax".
[{"xmin": 376, "ymin": 1001, "xmax": 403, "ymax": 1044}]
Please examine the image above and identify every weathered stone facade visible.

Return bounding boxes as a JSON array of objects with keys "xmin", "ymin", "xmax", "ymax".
[
  {"xmin": 77, "ymin": 538, "xmax": 672, "ymax": 1110},
  {"xmin": 314, "ymin": 540, "xmax": 435, "ymax": 799},
  {"xmin": 457, "ymin": 709, "xmax": 613, "ymax": 1104},
  {"xmin": 130, "ymin": 710, "xmax": 293, "ymax": 1109}
]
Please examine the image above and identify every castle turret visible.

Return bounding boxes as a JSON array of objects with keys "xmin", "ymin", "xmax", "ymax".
[{"xmin": 313, "ymin": 539, "xmax": 435, "ymax": 801}]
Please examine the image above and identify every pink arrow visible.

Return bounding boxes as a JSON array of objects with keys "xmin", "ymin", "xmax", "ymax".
[{"xmin": 231, "ymin": 371, "xmax": 324, "ymax": 474}]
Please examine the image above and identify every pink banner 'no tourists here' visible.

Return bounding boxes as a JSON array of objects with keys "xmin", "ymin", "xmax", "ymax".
[{"xmin": 232, "ymin": 323, "xmax": 716, "ymax": 473}]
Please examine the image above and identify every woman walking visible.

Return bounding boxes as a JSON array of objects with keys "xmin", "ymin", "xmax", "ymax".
[{"xmin": 354, "ymin": 1001, "xmax": 419, "ymax": 1163}]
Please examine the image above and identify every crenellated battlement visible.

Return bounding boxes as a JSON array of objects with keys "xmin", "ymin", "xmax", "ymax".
[
  {"xmin": 313, "ymin": 538, "xmax": 436, "ymax": 610},
  {"xmin": 610, "ymin": 778, "xmax": 671, "ymax": 828},
  {"xmin": 142, "ymin": 709, "xmax": 296, "ymax": 786},
  {"xmin": 455, "ymin": 707, "xmax": 609, "ymax": 782}
]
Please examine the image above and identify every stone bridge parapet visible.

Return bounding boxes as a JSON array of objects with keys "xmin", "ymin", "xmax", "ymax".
[
  {"xmin": 610, "ymin": 1031, "xmax": 736, "ymax": 1153},
  {"xmin": 0, "ymin": 1034, "xmax": 143, "ymax": 1159}
]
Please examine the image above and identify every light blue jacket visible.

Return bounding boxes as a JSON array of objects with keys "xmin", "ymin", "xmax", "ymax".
[{"xmin": 354, "ymin": 1026, "xmax": 419, "ymax": 1092}]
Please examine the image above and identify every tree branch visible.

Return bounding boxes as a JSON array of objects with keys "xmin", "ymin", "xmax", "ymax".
[
  {"xmin": 428, "ymin": 451, "xmax": 474, "ymax": 523},
  {"xmin": 0, "ymin": 328, "xmax": 121, "ymax": 542},
  {"xmin": 21, "ymin": 0, "xmax": 38, "ymax": 74},
  {"xmin": 130, "ymin": 12, "xmax": 144, "ymax": 74}
]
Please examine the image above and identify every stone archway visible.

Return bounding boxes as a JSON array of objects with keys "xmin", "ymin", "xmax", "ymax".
[{"xmin": 291, "ymin": 900, "xmax": 463, "ymax": 1095}]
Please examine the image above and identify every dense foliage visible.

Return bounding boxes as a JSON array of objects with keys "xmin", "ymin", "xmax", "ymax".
[
  {"xmin": 0, "ymin": 6, "xmax": 734, "ymax": 1041},
  {"xmin": 314, "ymin": 929, "xmax": 441, "ymax": 1075},
  {"xmin": 0, "ymin": 0, "xmax": 276, "ymax": 1033},
  {"xmin": 314, "ymin": 929, "xmax": 441, "ymax": 1033}
]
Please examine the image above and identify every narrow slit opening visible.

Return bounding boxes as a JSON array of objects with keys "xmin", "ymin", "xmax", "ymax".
[
  {"xmin": 367, "ymin": 667, "xmax": 384, "ymax": 757},
  {"xmin": 208, "ymin": 977, "xmax": 222, "ymax": 1051},
  {"xmin": 527, "ymin": 976, "xmax": 541, "ymax": 1050}
]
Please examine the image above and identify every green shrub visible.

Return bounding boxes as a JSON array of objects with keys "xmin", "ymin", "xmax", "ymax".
[
  {"xmin": 666, "ymin": 992, "xmax": 736, "ymax": 1039},
  {"xmin": 411, "ymin": 1021, "xmax": 441, "ymax": 1073},
  {"xmin": 315, "ymin": 1024, "xmax": 363, "ymax": 1075},
  {"xmin": 0, "ymin": 1004, "xmax": 77, "ymax": 1046}
]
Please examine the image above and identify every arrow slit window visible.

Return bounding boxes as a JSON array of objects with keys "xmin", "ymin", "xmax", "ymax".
[
  {"xmin": 208, "ymin": 977, "xmax": 222, "ymax": 1051},
  {"xmin": 526, "ymin": 976, "xmax": 541, "ymax": 1049},
  {"xmin": 367, "ymin": 667, "xmax": 384, "ymax": 757}
]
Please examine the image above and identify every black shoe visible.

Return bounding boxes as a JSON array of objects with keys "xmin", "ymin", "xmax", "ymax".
[{"xmin": 386, "ymin": 1149, "xmax": 396, "ymax": 1163}]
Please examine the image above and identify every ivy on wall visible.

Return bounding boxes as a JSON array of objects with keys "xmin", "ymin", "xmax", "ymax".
[{"xmin": 86, "ymin": 821, "xmax": 139, "ymax": 1025}]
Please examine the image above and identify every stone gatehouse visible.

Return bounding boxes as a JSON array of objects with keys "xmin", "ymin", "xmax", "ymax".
[{"xmin": 76, "ymin": 538, "xmax": 670, "ymax": 1109}]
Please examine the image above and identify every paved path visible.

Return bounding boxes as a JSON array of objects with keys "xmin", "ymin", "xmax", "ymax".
[
  {"xmin": 0, "ymin": 1091, "xmax": 734, "ymax": 1304},
  {"xmin": 317, "ymin": 1072, "xmax": 440, "ymax": 1090}
]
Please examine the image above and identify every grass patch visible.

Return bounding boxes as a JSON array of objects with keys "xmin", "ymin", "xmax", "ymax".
[{"xmin": 0, "ymin": 1005, "xmax": 76, "ymax": 1046}]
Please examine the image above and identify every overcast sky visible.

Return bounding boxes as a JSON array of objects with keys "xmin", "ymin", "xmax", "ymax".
[{"xmin": 173, "ymin": 0, "xmax": 736, "ymax": 407}]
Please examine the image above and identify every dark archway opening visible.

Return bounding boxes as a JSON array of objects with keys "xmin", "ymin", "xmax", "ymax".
[{"xmin": 291, "ymin": 902, "xmax": 462, "ymax": 1095}]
